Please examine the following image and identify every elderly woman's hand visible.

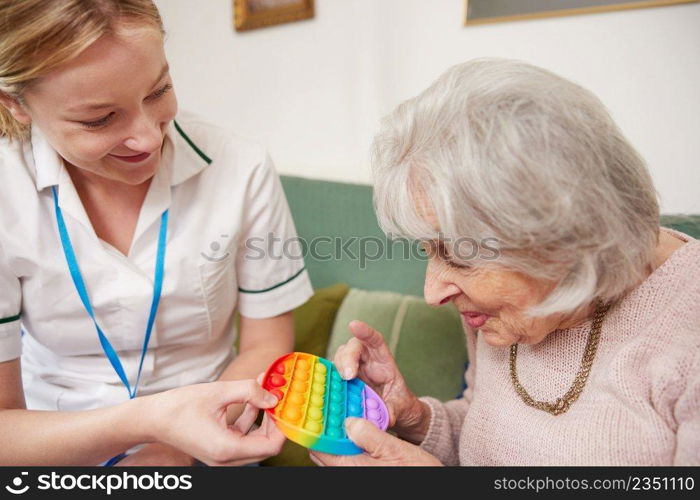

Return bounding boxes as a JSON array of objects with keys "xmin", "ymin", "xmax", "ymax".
[
  {"xmin": 309, "ymin": 417, "xmax": 442, "ymax": 466},
  {"xmin": 334, "ymin": 321, "xmax": 430, "ymax": 440}
]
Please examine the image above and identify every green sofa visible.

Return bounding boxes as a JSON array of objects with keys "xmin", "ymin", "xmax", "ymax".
[{"xmin": 263, "ymin": 174, "xmax": 700, "ymax": 466}]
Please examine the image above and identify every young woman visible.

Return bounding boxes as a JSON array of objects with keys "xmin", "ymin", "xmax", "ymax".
[{"xmin": 0, "ymin": 0, "xmax": 312, "ymax": 465}]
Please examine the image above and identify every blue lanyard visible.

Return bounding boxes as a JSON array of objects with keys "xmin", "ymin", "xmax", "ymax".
[{"xmin": 51, "ymin": 186, "xmax": 168, "ymax": 400}]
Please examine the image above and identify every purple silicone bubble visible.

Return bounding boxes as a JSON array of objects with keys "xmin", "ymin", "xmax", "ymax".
[{"xmin": 361, "ymin": 386, "xmax": 389, "ymax": 431}]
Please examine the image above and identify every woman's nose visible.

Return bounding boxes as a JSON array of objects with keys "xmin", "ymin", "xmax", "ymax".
[
  {"xmin": 424, "ymin": 260, "xmax": 461, "ymax": 307},
  {"xmin": 123, "ymin": 114, "xmax": 162, "ymax": 153}
]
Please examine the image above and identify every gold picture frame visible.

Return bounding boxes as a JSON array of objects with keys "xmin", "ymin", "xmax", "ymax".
[
  {"xmin": 465, "ymin": 0, "xmax": 699, "ymax": 26},
  {"xmin": 234, "ymin": 0, "xmax": 315, "ymax": 32}
]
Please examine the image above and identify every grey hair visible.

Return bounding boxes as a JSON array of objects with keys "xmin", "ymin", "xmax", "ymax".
[{"xmin": 372, "ymin": 58, "xmax": 659, "ymax": 317}]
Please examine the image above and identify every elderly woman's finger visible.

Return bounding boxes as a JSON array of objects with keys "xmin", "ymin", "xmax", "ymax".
[
  {"xmin": 332, "ymin": 342, "xmax": 346, "ymax": 363},
  {"xmin": 349, "ymin": 320, "xmax": 387, "ymax": 348},
  {"xmin": 309, "ymin": 450, "xmax": 374, "ymax": 467},
  {"xmin": 309, "ymin": 419, "xmax": 403, "ymax": 467},
  {"xmin": 344, "ymin": 417, "xmax": 398, "ymax": 459},
  {"xmin": 308, "ymin": 452, "xmax": 324, "ymax": 466},
  {"xmin": 348, "ymin": 321, "xmax": 393, "ymax": 358},
  {"xmin": 335, "ymin": 337, "xmax": 363, "ymax": 380}
]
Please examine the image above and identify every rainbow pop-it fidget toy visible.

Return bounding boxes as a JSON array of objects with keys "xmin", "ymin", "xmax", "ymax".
[{"xmin": 262, "ymin": 352, "xmax": 389, "ymax": 455}]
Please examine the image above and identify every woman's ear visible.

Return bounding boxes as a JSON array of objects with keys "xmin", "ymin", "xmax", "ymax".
[{"xmin": 0, "ymin": 92, "xmax": 32, "ymax": 125}]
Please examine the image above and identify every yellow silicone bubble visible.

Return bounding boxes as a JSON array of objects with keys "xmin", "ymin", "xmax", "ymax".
[
  {"xmin": 304, "ymin": 421, "xmax": 322, "ymax": 433},
  {"xmin": 311, "ymin": 384, "xmax": 325, "ymax": 396},
  {"xmin": 310, "ymin": 394, "xmax": 324, "ymax": 407},
  {"xmin": 296, "ymin": 358, "xmax": 310, "ymax": 371},
  {"xmin": 316, "ymin": 363, "xmax": 327, "ymax": 373},
  {"xmin": 294, "ymin": 369, "xmax": 309, "ymax": 381},
  {"xmin": 313, "ymin": 372, "xmax": 325, "ymax": 383}
]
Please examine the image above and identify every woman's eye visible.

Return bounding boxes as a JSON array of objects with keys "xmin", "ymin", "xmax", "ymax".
[
  {"xmin": 437, "ymin": 243, "xmax": 451, "ymax": 261},
  {"xmin": 76, "ymin": 83, "xmax": 171, "ymax": 129},
  {"xmin": 437, "ymin": 243, "xmax": 472, "ymax": 270},
  {"xmin": 80, "ymin": 112, "xmax": 115, "ymax": 129},
  {"xmin": 147, "ymin": 83, "xmax": 173, "ymax": 101},
  {"xmin": 446, "ymin": 259, "xmax": 472, "ymax": 270}
]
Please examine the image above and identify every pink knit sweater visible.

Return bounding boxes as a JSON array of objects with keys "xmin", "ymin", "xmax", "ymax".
[{"xmin": 419, "ymin": 229, "xmax": 700, "ymax": 465}]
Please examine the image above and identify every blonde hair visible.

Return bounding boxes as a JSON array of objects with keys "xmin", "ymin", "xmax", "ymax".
[
  {"xmin": 0, "ymin": 0, "xmax": 164, "ymax": 142},
  {"xmin": 373, "ymin": 58, "xmax": 660, "ymax": 317}
]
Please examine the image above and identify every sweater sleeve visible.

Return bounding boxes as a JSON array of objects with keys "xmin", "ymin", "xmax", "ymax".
[
  {"xmin": 673, "ymin": 346, "xmax": 700, "ymax": 465},
  {"xmin": 418, "ymin": 328, "xmax": 476, "ymax": 466}
]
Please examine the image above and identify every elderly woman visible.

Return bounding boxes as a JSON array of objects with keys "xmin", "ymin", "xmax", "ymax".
[{"xmin": 311, "ymin": 59, "xmax": 700, "ymax": 466}]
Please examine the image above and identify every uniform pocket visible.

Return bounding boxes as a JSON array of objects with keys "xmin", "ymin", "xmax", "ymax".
[
  {"xmin": 197, "ymin": 255, "xmax": 237, "ymax": 339},
  {"xmin": 152, "ymin": 256, "xmax": 212, "ymax": 347}
]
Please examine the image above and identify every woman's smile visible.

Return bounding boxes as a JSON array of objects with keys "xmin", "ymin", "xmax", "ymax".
[
  {"xmin": 460, "ymin": 311, "xmax": 490, "ymax": 328},
  {"xmin": 109, "ymin": 151, "xmax": 152, "ymax": 163}
]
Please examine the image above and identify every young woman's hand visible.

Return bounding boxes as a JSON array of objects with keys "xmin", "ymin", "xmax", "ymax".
[
  {"xmin": 333, "ymin": 321, "xmax": 430, "ymax": 441},
  {"xmin": 144, "ymin": 379, "xmax": 285, "ymax": 466}
]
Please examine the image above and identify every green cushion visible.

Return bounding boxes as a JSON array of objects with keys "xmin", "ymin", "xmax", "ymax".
[
  {"xmin": 261, "ymin": 283, "xmax": 349, "ymax": 467},
  {"xmin": 292, "ymin": 283, "xmax": 350, "ymax": 355},
  {"xmin": 328, "ymin": 289, "xmax": 468, "ymax": 402},
  {"xmin": 661, "ymin": 215, "xmax": 700, "ymax": 239}
]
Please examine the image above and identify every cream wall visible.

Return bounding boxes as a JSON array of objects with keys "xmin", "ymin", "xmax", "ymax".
[{"xmin": 155, "ymin": 0, "xmax": 700, "ymax": 213}]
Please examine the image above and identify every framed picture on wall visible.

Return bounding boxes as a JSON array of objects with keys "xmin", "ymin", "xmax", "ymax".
[
  {"xmin": 465, "ymin": 0, "xmax": 699, "ymax": 26},
  {"xmin": 234, "ymin": 0, "xmax": 315, "ymax": 32}
]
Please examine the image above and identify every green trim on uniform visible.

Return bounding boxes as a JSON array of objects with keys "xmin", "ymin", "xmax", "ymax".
[
  {"xmin": 174, "ymin": 120, "xmax": 212, "ymax": 165},
  {"xmin": 238, "ymin": 267, "xmax": 307, "ymax": 294},
  {"xmin": 0, "ymin": 314, "xmax": 20, "ymax": 325}
]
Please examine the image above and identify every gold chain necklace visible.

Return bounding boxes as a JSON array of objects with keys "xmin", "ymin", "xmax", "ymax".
[{"xmin": 509, "ymin": 300, "xmax": 610, "ymax": 416}]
